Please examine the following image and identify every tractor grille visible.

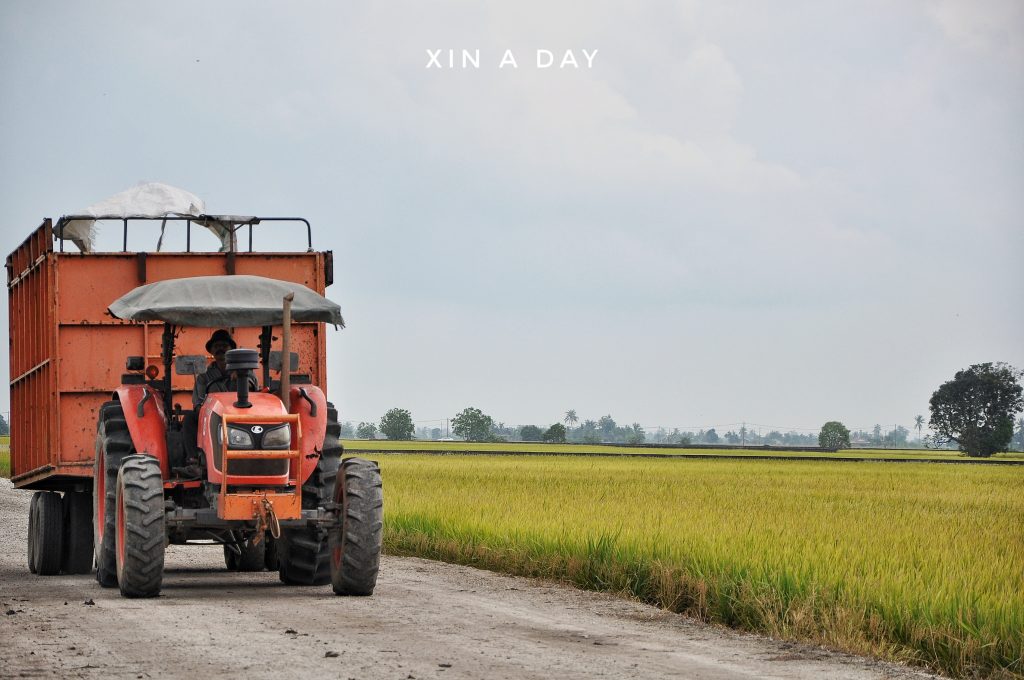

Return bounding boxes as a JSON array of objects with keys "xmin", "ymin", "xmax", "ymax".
[{"xmin": 210, "ymin": 413, "xmax": 289, "ymax": 477}]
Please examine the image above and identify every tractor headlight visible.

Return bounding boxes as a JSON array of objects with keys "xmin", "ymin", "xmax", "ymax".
[
  {"xmin": 261, "ymin": 424, "xmax": 291, "ymax": 449},
  {"xmin": 227, "ymin": 426, "xmax": 255, "ymax": 449}
]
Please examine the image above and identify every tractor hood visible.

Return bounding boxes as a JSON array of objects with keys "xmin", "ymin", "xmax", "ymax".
[{"xmin": 108, "ymin": 274, "xmax": 344, "ymax": 328}]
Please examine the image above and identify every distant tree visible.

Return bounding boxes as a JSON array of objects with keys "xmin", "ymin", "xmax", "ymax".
[
  {"xmin": 818, "ymin": 421, "xmax": 851, "ymax": 450},
  {"xmin": 678, "ymin": 434, "xmax": 692, "ymax": 446},
  {"xmin": 872, "ymin": 424, "xmax": 883, "ymax": 446},
  {"xmin": 0, "ymin": 413, "xmax": 9, "ymax": 436},
  {"xmin": 379, "ymin": 408, "xmax": 414, "ymax": 440},
  {"xmin": 739, "ymin": 425, "xmax": 748, "ymax": 445},
  {"xmin": 356, "ymin": 422, "xmax": 378, "ymax": 440},
  {"xmin": 597, "ymin": 415, "xmax": 617, "ymax": 439},
  {"xmin": 764, "ymin": 430, "xmax": 782, "ymax": 445},
  {"xmin": 340, "ymin": 421, "xmax": 355, "ymax": 438},
  {"xmin": 564, "ymin": 410, "xmax": 578, "ymax": 430},
  {"xmin": 887, "ymin": 425, "xmax": 909, "ymax": 447},
  {"xmin": 452, "ymin": 407, "xmax": 494, "ymax": 442},
  {"xmin": 430, "ymin": 427, "xmax": 442, "ymax": 440},
  {"xmin": 704, "ymin": 428, "xmax": 719, "ymax": 444},
  {"xmin": 519, "ymin": 425, "xmax": 544, "ymax": 441},
  {"xmin": 543, "ymin": 423, "xmax": 567, "ymax": 443},
  {"xmin": 913, "ymin": 415, "xmax": 925, "ymax": 441},
  {"xmin": 626, "ymin": 423, "xmax": 645, "ymax": 445},
  {"xmin": 929, "ymin": 362, "xmax": 1023, "ymax": 457},
  {"xmin": 724, "ymin": 430, "xmax": 740, "ymax": 445}
]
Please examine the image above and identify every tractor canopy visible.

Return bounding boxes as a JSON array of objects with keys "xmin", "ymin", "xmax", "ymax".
[{"xmin": 108, "ymin": 274, "xmax": 344, "ymax": 328}]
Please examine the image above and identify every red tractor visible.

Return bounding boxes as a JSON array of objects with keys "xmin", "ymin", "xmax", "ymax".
[{"xmin": 92, "ymin": 274, "xmax": 383, "ymax": 597}]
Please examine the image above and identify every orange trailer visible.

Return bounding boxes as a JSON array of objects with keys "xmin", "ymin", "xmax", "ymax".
[{"xmin": 7, "ymin": 218, "xmax": 331, "ymax": 491}]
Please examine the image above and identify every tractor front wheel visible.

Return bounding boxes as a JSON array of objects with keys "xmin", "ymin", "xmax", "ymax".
[
  {"xmin": 115, "ymin": 455, "xmax": 165, "ymax": 598},
  {"xmin": 277, "ymin": 402, "xmax": 343, "ymax": 585},
  {"xmin": 329, "ymin": 457, "xmax": 383, "ymax": 596}
]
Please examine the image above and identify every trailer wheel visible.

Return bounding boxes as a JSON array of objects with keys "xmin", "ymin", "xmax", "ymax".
[
  {"xmin": 277, "ymin": 403, "xmax": 343, "ymax": 585},
  {"xmin": 94, "ymin": 401, "xmax": 133, "ymax": 587},
  {"xmin": 330, "ymin": 458, "xmax": 383, "ymax": 596},
  {"xmin": 27, "ymin": 492, "xmax": 40, "ymax": 574},
  {"xmin": 62, "ymin": 490, "xmax": 94, "ymax": 574},
  {"xmin": 115, "ymin": 455, "xmax": 165, "ymax": 598},
  {"xmin": 30, "ymin": 492, "xmax": 65, "ymax": 576},
  {"xmin": 224, "ymin": 533, "xmax": 266, "ymax": 571}
]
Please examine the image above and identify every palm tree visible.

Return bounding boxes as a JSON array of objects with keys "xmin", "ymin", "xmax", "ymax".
[
  {"xmin": 564, "ymin": 409, "xmax": 578, "ymax": 430},
  {"xmin": 914, "ymin": 415, "xmax": 925, "ymax": 442}
]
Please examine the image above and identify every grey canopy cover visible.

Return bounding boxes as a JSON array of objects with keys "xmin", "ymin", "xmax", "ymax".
[{"xmin": 108, "ymin": 275, "xmax": 344, "ymax": 328}]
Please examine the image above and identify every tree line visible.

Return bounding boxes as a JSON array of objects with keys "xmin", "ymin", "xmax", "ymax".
[{"xmin": 338, "ymin": 362, "xmax": 1024, "ymax": 458}]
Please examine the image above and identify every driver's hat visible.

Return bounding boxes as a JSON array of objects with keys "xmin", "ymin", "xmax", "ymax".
[{"xmin": 205, "ymin": 329, "xmax": 237, "ymax": 353}]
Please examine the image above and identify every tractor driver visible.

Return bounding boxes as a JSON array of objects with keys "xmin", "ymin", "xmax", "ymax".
[
  {"xmin": 192, "ymin": 329, "xmax": 258, "ymax": 408},
  {"xmin": 177, "ymin": 329, "xmax": 257, "ymax": 479}
]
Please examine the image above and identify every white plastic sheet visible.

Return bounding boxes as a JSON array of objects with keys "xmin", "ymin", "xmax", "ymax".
[{"xmin": 58, "ymin": 182, "xmax": 206, "ymax": 252}]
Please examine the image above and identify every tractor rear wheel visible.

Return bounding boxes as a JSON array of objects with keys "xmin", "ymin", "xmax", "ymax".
[
  {"xmin": 224, "ymin": 533, "xmax": 266, "ymax": 571},
  {"xmin": 330, "ymin": 457, "xmax": 383, "ymax": 596},
  {"xmin": 62, "ymin": 490, "xmax": 94, "ymax": 574},
  {"xmin": 277, "ymin": 403, "xmax": 343, "ymax": 586},
  {"xmin": 29, "ymin": 492, "xmax": 64, "ymax": 575},
  {"xmin": 115, "ymin": 455, "xmax": 165, "ymax": 598},
  {"xmin": 94, "ymin": 401, "xmax": 133, "ymax": 587}
]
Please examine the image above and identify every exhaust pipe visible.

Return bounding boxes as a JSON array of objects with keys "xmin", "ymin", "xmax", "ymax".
[{"xmin": 280, "ymin": 293, "xmax": 295, "ymax": 411}]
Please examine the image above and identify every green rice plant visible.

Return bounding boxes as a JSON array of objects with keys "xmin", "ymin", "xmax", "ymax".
[
  {"xmin": 0, "ymin": 436, "xmax": 9, "ymax": 478},
  {"xmin": 375, "ymin": 455, "xmax": 1023, "ymax": 678}
]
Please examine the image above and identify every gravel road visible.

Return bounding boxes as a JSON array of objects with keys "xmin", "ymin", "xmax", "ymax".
[{"xmin": 0, "ymin": 478, "xmax": 940, "ymax": 679}]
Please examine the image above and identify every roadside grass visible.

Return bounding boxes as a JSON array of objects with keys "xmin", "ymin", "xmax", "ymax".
[
  {"xmin": 0, "ymin": 436, "xmax": 9, "ymax": 478},
  {"xmin": 344, "ymin": 438, "xmax": 1024, "ymax": 461},
  {"xmin": 376, "ymin": 454, "xmax": 1023, "ymax": 678}
]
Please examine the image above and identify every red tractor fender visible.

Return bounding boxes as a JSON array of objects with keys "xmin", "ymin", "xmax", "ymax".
[
  {"xmin": 288, "ymin": 385, "xmax": 328, "ymax": 483},
  {"xmin": 114, "ymin": 385, "xmax": 170, "ymax": 478}
]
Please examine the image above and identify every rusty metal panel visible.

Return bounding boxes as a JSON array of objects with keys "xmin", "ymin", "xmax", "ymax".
[{"xmin": 8, "ymin": 222, "xmax": 56, "ymax": 483}]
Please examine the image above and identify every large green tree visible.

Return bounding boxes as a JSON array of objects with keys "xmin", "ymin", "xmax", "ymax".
[
  {"xmin": 818, "ymin": 421, "xmax": 851, "ymax": 450},
  {"xmin": 356, "ymin": 421, "xmax": 378, "ymax": 440},
  {"xmin": 929, "ymin": 362, "xmax": 1023, "ymax": 457},
  {"xmin": 379, "ymin": 408, "xmax": 414, "ymax": 440},
  {"xmin": 452, "ymin": 407, "xmax": 493, "ymax": 441},
  {"xmin": 519, "ymin": 425, "xmax": 543, "ymax": 441},
  {"xmin": 543, "ymin": 423, "xmax": 566, "ymax": 443}
]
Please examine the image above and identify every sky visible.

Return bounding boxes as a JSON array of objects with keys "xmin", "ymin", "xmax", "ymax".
[{"xmin": 1, "ymin": 1, "xmax": 1022, "ymax": 436}]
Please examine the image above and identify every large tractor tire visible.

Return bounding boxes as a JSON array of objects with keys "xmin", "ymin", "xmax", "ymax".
[
  {"xmin": 62, "ymin": 490, "xmax": 94, "ymax": 574},
  {"xmin": 28, "ymin": 492, "xmax": 64, "ymax": 575},
  {"xmin": 115, "ymin": 455, "xmax": 165, "ymax": 598},
  {"xmin": 277, "ymin": 403, "xmax": 343, "ymax": 586},
  {"xmin": 330, "ymin": 457, "xmax": 383, "ymax": 596},
  {"xmin": 224, "ymin": 533, "xmax": 266, "ymax": 571},
  {"xmin": 94, "ymin": 401, "xmax": 133, "ymax": 587}
]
